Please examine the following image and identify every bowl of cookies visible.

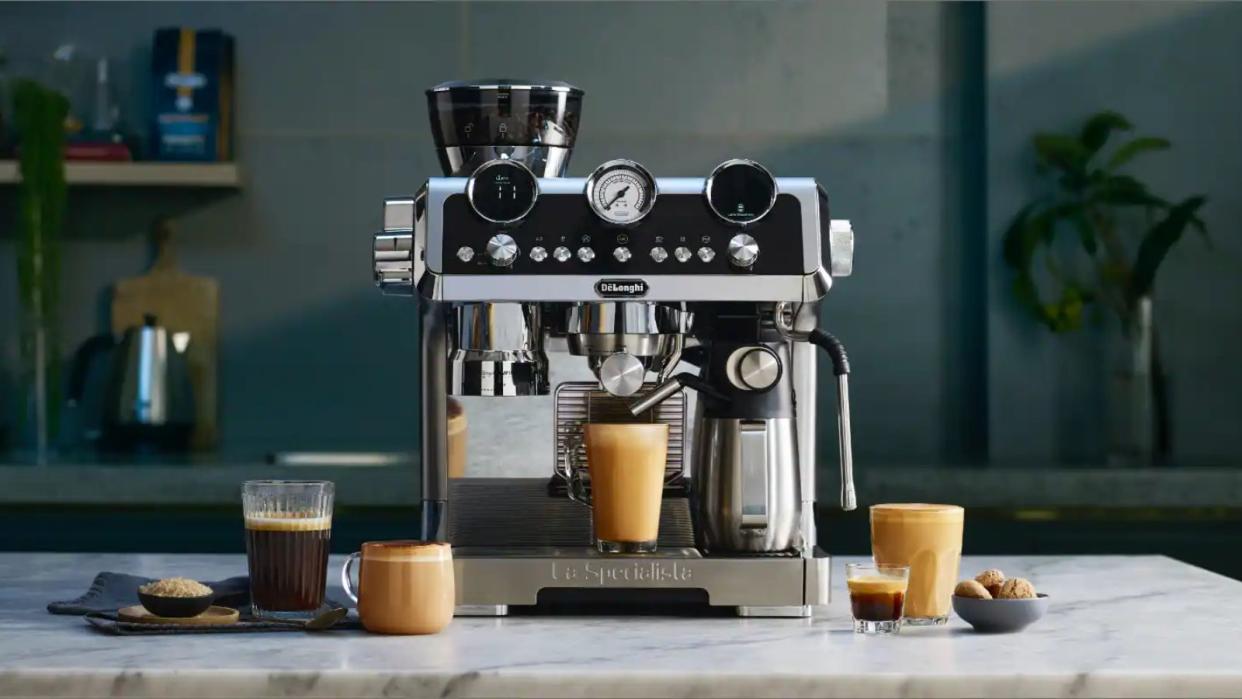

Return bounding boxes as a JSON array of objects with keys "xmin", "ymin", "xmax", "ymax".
[{"xmin": 952, "ymin": 568, "xmax": 1048, "ymax": 633}]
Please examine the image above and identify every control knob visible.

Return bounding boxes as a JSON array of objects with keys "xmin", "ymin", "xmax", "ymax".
[
  {"xmin": 728, "ymin": 233, "xmax": 759, "ymax": 268},
  {"xmin": 486, "ymin": 233, "xmax": 519, "ymax": 267},
  {"xmin": 726, "ymin": 346, "xmax": 782, "ymax": 391}
]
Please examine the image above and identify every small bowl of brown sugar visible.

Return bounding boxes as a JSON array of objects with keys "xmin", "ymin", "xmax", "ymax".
[{"xmin": 137, "ymin": 577, "xmax": 215, "ymax": 618}]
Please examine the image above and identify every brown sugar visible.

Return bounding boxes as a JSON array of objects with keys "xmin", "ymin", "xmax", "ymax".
[{"xmin": 138, "ymin": 577, "xmax": 212, "ymax": 598}]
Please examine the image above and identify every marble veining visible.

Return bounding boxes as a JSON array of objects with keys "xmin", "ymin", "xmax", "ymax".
[{"xmin": 1, "ymin": 554, "xmax": 1241, "ymax": 697}]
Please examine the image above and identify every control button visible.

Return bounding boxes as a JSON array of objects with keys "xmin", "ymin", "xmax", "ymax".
[
  {"xmin": 673, "ymin": 246, "xmax": 693, "ymax": 263},
  {"xmin": 486, "ymin": 233, "xmax": 519, "ymax": 267},
  {"xmin": 529, "ymin": 246, "xmax": 548, "ymax": 263},
  {"xmin": 650, "ymin": 246, "xmax": 668, "ymax": 263},
  {"xmin": 697, "ymin": 246, "xmax": 716, "ymax": 263},
  {"xmin": 728, "ymin": 233, "xmax": 759, "ymax": 268},
  {"xmin": 456, "ymin": 246, "xmax": 475, "ymax": 263},
  {"xmin": 577, "ymin": 246, "xmax": 596, "ymax": 263},
  {"xmin": 613, "ymin": 246, "xmax": 632, "ymax": 263},
  {"xmin": 553, "ymin": 246, "xmax": 572, "ymax": 262}
]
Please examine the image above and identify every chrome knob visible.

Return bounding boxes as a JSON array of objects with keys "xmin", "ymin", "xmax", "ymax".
[
  {"xmin": 650, "ymin": 246, "xmax": 668, "ymax": 263},
  {"xmin": 553, "ymin": 246, "xmax": 572, "ymax": 262},
  {"xmin": 727, "ymin": 346, "xmax": 782, "ymax": 391},
  {"xmin": 697, "ymin": 246, "xmax": 716, "ymax": 263},
  {"xmin": 373, "ymin": 196, "xmax": 416, "ymax": 296},
  {"xmin": 728, "ymin": 233, "xmax": 759, "ymax": 268},
  {"xmin": 577, "ymin": 246, "xmax": 596, "ymax": 263},
  {"xmin": 456, "ymin": 246, "xmax": 475, "ymax": 263},
  {"xmin": 486, "ymin": 233, "xmax": 519, "ymax": 267},
  {"xmin": 673, "ymin": 246, "xmax": 693, "ymax": 263},
  {"xmin": 529, "ymin": 246, "xmax": 548, "ymax": 262},
  {"xmin": 597, "ymin": 352, "xmax": 646, "ymax": 398},
  {"xmin": 829, "ymin": 219, "xmax": 854, "ymax": 277},
  {"xmin": 613, "ymin": 246, "xmax": 632, "ymax": 262}
]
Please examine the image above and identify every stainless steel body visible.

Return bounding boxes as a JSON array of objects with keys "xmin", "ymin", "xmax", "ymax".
[
  {"xmin": 453, "ymin": 546, "xmax": 830, "ymax": 618},
  {"xmin": 372, "ymin": 79, "xmax": 856, "ymax": 616},
  {"xmin": 449, "ymin": 302, "xmax": 549, "ymax": 396},
  {"xmin": 692, "ymin": 416, "xmax": 801, "ymax": 553}
]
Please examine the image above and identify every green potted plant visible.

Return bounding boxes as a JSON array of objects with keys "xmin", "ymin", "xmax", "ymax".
[
  {"xmin": 1002, "ymin": 111, "xmax": 1207, "ymax": 466},
  {"xmin": 12, "ymin": 79, "xmax": 68, "ymax": 462}
]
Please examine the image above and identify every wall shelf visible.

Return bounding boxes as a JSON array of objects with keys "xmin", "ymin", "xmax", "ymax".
[{"xmin": 0, "ymin": 160, "xmax": 241, "ymax": 187}]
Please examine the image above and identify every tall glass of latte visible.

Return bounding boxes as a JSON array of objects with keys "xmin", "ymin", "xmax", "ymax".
[
  {"xmin": 242, "ymin": 480, "xmax": 334, "ymax": 620},
  {"xmin": 567, "ymin": 423, "xmax": 668, "ymax": 553},
  {"xmin": 870, "ymin": 503, "xmax": 964, "ymax": 626}
]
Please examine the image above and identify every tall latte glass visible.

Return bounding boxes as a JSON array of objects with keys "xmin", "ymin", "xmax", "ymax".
[
  {"xmin": 568, "ymin": 423, "xmax": 669, "ymax": 553},
  {"xmin": 242, "ymin": 480, "xmax": 334, "ymax": 620},
  {"xmin": 870, "ymin": 503, "xmax": 964, "ymax": 626}
]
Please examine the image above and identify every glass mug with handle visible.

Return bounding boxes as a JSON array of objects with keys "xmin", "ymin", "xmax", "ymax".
[
  {"xmin": 564, "ymin": 423, "xmax": 669, "ymax": 553},
  {"xmin": 341, "ymin": 540, "xmax": 454, "ymax": 635}
]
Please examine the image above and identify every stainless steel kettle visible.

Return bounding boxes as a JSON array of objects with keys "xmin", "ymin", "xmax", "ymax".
[{"xmin": 67, "ymin": 314, "xmax": 195, "ymax": 452}]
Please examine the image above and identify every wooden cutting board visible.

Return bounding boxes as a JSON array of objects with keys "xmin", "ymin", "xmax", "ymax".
[{"xmin": 112, "ymin": 219, "xmax": 219, "ymax": 450}]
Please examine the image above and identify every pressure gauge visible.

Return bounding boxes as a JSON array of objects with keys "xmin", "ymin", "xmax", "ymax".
[
  {"xmin": 467, "ymin": 159, "xmax": 539, "ymax": 225},
  {"xmin": 705, "ymin": 159, "xmax": 777, "ymax": 226},
  {"xmin": 585, "ymin": 159, "xmax": 657, "ymax": 226}
]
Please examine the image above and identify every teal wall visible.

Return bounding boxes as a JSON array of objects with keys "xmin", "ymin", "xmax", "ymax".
[{"xmin": 1, "ymin": 2, "xmax": 1240, "ymax": 469}]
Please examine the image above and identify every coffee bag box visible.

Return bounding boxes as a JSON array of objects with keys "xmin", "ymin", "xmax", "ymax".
[{"xmin": 151, "ymin": 28, "xmax": 234, "ymax": 161}]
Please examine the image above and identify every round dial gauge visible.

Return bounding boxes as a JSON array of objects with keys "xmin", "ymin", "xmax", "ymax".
[
  {"xmin": 705, "ymin": 159, "xmax": 778, "ymax": 226},
  {"xmin": 467, "ymin": 159, "xmax": 539, "ymax": 224},
  {"xmin": 585, "ymin": 159, "xmax": 657, "ymax": 225}
]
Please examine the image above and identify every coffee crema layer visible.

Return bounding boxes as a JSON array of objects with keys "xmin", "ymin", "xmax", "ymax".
[
  {"xmin": 244, "ymin": 514, "xmax": 333, "ymax": 531},
  {"xmin": 870, "ymin": 503, "xmax": 964, "ymax": 521},
  {"xmin": 361, "ymin": 541, "xmax": 452, "ymax": 562}
]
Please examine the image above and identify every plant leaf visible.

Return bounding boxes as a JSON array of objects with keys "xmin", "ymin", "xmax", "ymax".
[
  {"xmin": 1070, "ymin": 210, "xmax": 1098, "ymax": 254},
  {"xmin": 1128, "ymin": 196, "xmax": 1207, "ymax": 303},
  {"xmin": 1080, "ymin": 111, "xmax": 1133, "ymax": 155},
  {"xmin": 1090, "ymin": 174, "xmax": 1169, "ymax": 208},
  {"xmin": 1105, "ymin": 136, "xmax": 1171, "ymax": 170},
  {"xmin": 1002, "ymin": 201, "xmax": 1045, "ymax": 268},
  {"xmin": 1033, "ymin": 133, "xmax": 1090, "ymax": 175}
]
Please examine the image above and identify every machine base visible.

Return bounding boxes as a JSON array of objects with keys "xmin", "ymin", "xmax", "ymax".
[{"xmin": 452, "ymin": 547, "xmax": 830, "ymax": 617}]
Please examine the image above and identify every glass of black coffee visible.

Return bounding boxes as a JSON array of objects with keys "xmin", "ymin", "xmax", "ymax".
[
  {"xmin": 846, "ymin": 562, "xmax": 909, "ymax": 634},
  {"xmin": 241, "ymin": 480, "xmax": 334, "ymax": 620}
]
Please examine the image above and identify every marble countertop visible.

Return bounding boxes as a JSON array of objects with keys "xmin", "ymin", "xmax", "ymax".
[{"xmin": 2, "ymin": 554, "xmax": 1241, "ymax": 697}]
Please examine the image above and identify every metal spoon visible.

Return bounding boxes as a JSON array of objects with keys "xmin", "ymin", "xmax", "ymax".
[{"xmin": 260, "ymin": 606, "xmax": 349, "ymax": 631}]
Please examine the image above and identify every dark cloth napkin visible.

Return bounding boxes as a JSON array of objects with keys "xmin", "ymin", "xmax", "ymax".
[
  {"xmin": 48, "ymin": 572, "xmax": 251, "ymax": 615},
  {"xmin": 50, "ymin": 571, "xmax": 357, "ymax": 635}
]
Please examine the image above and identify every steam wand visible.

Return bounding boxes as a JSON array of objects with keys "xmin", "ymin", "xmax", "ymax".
[
  {"xmin": 774, "ymin": 303, "xmax": 856, "ymax": 511},
  {"xmin": 627, "ymin": 373, "xmax": 725, "ymax": 417}
]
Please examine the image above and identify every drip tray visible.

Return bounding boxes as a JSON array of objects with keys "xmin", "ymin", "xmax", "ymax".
[{"xmin": 452, "ymin": 546, "xmax": 830, "ymax": 618}]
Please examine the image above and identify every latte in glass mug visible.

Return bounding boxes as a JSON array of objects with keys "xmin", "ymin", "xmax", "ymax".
[{"xmin": 341, "ymin": 540, "xmax": 454, "ymax": 634}]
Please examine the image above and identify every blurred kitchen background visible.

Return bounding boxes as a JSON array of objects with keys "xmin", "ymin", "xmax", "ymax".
[{"xmin": 1, "ymin": 2, "xmax": 1240, "ymax": 575}]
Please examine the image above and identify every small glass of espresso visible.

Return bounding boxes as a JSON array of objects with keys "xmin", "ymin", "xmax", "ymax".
[
  {"xmin": 242, "ymin": 480, "xmax": 334, "ymax": 621},
  {"xmin": 846, "ymin": 562, "xmax": 910, "ymax": 634}
]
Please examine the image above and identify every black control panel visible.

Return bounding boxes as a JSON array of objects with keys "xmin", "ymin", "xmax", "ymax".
[{"xmin": 439, "ymin": 193, "xmax": 807, "ymax": 275}]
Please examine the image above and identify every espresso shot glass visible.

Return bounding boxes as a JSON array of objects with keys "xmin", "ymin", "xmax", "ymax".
[
  {"xmin": 846, "ymin": 562, "xmax": 910, "ymax": 634},
  {"xmin": 242, "ymin": 480, "xmax": 334, "ymax": 621}
]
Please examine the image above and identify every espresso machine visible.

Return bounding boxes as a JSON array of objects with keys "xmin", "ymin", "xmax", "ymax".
[{"xmin": 371, "ymin": 79, "xmax": 856, "ymax": 617}]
